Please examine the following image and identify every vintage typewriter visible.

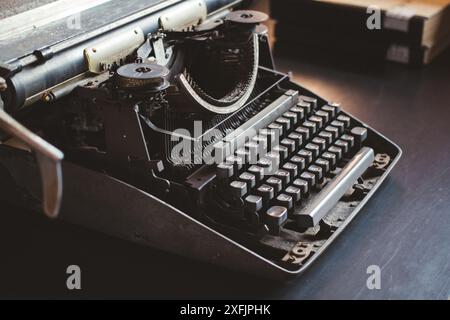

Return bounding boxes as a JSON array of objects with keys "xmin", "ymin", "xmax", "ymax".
[{"xmin": 0, "ymin": 0, "xmax": 401, "ymax": 279}]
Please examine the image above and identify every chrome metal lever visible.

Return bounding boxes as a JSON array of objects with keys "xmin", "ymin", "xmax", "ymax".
[
  {"xmin": 296, "ymin": 147, "xmax": 375, "ymax": 229},
  {"xmin": 0, "ymin": 108, "xmax": 64, "ymax": 218}
]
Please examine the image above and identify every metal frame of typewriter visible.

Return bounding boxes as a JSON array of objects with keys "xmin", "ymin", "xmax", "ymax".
[{"xmin": 0, "ymin": 0, "xmax": 402, "ymax": 279}]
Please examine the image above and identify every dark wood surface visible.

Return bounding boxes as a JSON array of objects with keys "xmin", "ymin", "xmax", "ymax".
[{"xmin": 1, "ymin": 12, "xmax": 450, "ymax": 300}]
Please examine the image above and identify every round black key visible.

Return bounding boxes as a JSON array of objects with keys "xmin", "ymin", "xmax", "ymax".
[
  {"xmin": 328, "ymin": 146, "xmax": 343, "ymax": 160},
  {"xmin": 308, "ymin": 165, "xmax": 323, "ymax": 181},
  {"xmin": 305, "ymin": 143, "xmax": 320, "ymax": 159},
  {"xmin": 341, "ymin": 134, "xmax": 355, "ymax": 148},
  {"xmin": 300, "ymin": 171, "xmax": 316, "ymax": 189},
  {"xmin": 325, "ymin": 125, "xmax": 339, "ymax": 140},
  {"xmin": 322, "ymin": 152, "xmax": 337, "ymax": 169},
  {"xmin": 290, "ymin": 155, "xmax": 306, "ymax": 171},
  {"xmin": 239, "ymin": 172, "xmax": 256, "ymax": 189},
  {"xmin": 312, "ymin": 137, "xmax": 327, "ymax": 152},
  {"xmin": 351, "ymin": 127, "xmax": 369, "ymax": 145},
  {"xmin": 283, "ymin": 111, "xmax": 298, "ymax": 127},
  {"xmin": 288, "ymin": 132, "xmax": 303, "ymax": 149},
  {"xmin": 321, "ymin": 105, "xmax": 334, "ymax": 118},
  {"xmin": 335, "ymin": 139, "xmax": 349, "ymax": 154},
  {"xmin": 299, "ymin": 96, "xmax": 318, "ymax": 109},
  {"xmin": 280, "ymin": 138, "xmax": 296, "ymax": 154},
  {"xmin": 331, "ymin": 120, "xmax": 345, "ymax": 134},
  {"xmin": 329, "ymin": 102, "xmax": 342, "ymax": 114},
  {"xmin": 276, "ymin": 194, "xmax": 293, "ymax": 210},
  {"xmin": 248, "ymin": 165, "xmax": 265, "ymax": 183},
  {"xmin": 322, "ymin": 105, "xmax": 340, "ymax": 118},
  {"xmin": 266, "ymin": 206, "xmax": 288, "ymax": 225},
  {"xmin": 290, "ymin": 106, "xmax": 305, "ymax": 121},
  {"xmin": 303, "ymin": 121, "xmax": 317, "ymax": 135},
  {"xmin": 273, "ymin": 145, "xmax": 289, "ymax": 161},
  {"xmin": 244, "ymin": 195, "xmax": 263, "ymax": 212},
  {"xmin": 276, "ymin": 117, "xmax": 291, "ymax": 132},
  {"xmin": 293, "ymin": 178, "xmax": 309, "ymax": 195},
  {"xmin": 300, "ymin": 95, "xmax": 318, "ymax": 108},
  {"xmin": 266, "ymin": 177, "xmax": 283, "ymax": 193},
  {"xmin": 217, "ymin": 163, "xmax": 234, "ymax": 180},
  {"xmin": 309, "ymin": 115, "xmax": 324, "ymax": 129},
  {"xmin": 295, "ymin": 126, "xmax": 310, "ymax": 140},
  {"xmin": 268, "ymin": 123, "xmax": 284, "ymax": 138},
  {"xmin": 298, "ymin": 149, "xmax": 313, "ymax": 165},
  {"xmin": 230, "ymin": 180, "xmax": 247, "ymax": 198},
  {"xmin": 274, "ymin": 170, "xmax": 291, "ymax": 187},
  {"xmin": 297, "ymin": 101, "xmax": 312, "ymax": 115},
  {"xmin": 337, "ymin": 115, "xmax": 351, "ymax": 128},
  {"xmin": 283, "ymin": 162, "xmax": 298, "ymax": 178},
  {"xmin": 316, "ymin": 158, "xmax": 330, "ymax": 173},
  {"xmin": 285, "ymin": 186, "xmax": 301, "ymax": 202},
  {"xmin": 319, "ymin": 131, "xmax": 333, "ymax": 145},
  {"xmin": 266, "ymin": 206, "xmax": 288, "ymax": 236},
  {"xmin": 315, "ymin": 110, "xmax": 330, "ymax": 124},
  {"xmin": 257, "ymin": 184, "xmax": 275, "ymax": 203}
]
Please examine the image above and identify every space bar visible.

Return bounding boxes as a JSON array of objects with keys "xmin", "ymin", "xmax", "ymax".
[{"xmin": 296, "ymin": 147, "xmax": 375, "ymax": 229}]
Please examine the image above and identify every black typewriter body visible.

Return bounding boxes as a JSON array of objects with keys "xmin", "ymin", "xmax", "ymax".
[{"xmin": 0, "ymin": 0, "xmax": 401, "ymax": 279}]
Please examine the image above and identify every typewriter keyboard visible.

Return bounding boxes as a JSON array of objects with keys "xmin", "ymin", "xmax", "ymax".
[{"xmin": 213, "ymin": 90, "xmax": 375, "ymax": 236}]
